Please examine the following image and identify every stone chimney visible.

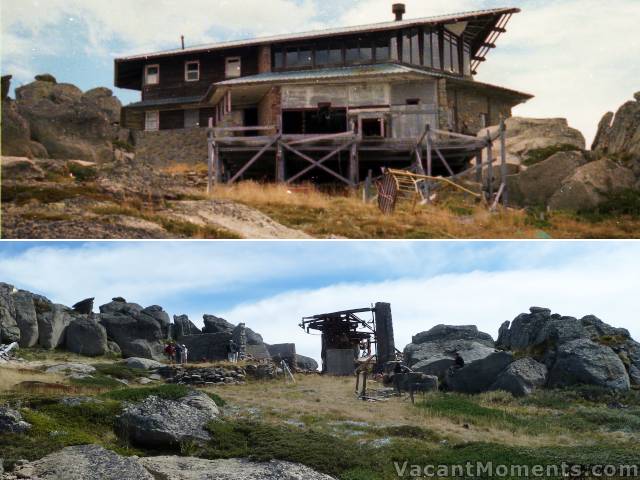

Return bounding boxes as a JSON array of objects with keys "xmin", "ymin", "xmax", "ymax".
[{"xmin": 393, "ymin": 3, "xmax": 406, "ymax": 21}]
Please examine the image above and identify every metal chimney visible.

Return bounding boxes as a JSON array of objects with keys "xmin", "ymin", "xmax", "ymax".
[
  {"xmin": 181, "ymin": 35, "xmax": 185, "ymax": 50},
  {"xmin": 392, "ymin": 3, "xmax": 406, "ymax": 21}
]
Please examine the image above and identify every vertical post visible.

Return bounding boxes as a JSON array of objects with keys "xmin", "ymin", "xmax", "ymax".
[
  {"xmin": 214, "ymin": 143, "xmax": 222, "ymax": 184},
  {"xmin": 374, "ymin": 302, "xmax": 395, "ymax": 373},
  {"xmin": 276, "ymin": 140, "xmax": 285, "ymax": 182},
  {"xmin": 349, "ymin": 141, "xmax": 359, "ymax": 187},
  {"xmin": 363, "ymin": 169, "xmax": 373, "ymax": 203},
  {"xmin": 500, "ymin": 118, "xmax": 508, "ymax": 207},
  {"xmin": 475, "ymin": 149, "xmax": 483, "ymax": 185},
  {"xmin": 425, "ymin": 127, "xmax": 433, "ymax": 203},
  {"xmin": 207, "ymin": 119, "xmax": 214, "ymax": 194},
  {"xmin": 486, "ymin": 133, "xmax": 494, "ymax": 200}
]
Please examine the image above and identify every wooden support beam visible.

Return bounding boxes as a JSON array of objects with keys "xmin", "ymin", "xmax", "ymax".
[
  {"xmin": 207, "ymin": 134, "xmax": 214, "ymax": 194},
  {"xmin": 475, "ymin": 149, "xmax": 483, "ymax": 185},
  {"xmin": 482, "ymin": 42, "xmax": 496, "ymax": 49},
  {"xmin": 493, "ymin": 27, "xmax": 507, "ymax": 33},
  {"xmin": 281, "ymin": 141, "xmax": 353, "ymax": 186},
  {"xmin": 425, "ymin": 130, "xmax": 433, "ymax": 203},
  {"xmin": 349, "ymin": 141, "xmax": 359, "ymax": 186},
  {"xmin": 486, "ymin": 135, "xmax": 494, "ymax": 199},
  {"xmin": 275, "ymin": 141, "xmax": 285, "ymax": 183},
  {"xmin": 214, "ymin": 143, "xmax": 222, "ymax": 184},
  {"xmin": 287, "ymin": 131, "xmax": 355, "ymax": 146},
  {"xmin": 229, "ymin": 136, "xmax": 280, "ymax": 184},
  {"xmin": 433, "ymin": 146, "xmax": 455, "ymax": 177},
  {"xmin": 472, "ymin": 56, "xmax": 487, "ymax": 62},
  {"xmin": 499, "ymin": 118, "xmax": 508, "ymax": 207}
]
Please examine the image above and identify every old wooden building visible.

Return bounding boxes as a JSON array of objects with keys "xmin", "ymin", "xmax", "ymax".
[{"xmin": 115, "ymin": 4, "xmax": 532, "ymax": 183}]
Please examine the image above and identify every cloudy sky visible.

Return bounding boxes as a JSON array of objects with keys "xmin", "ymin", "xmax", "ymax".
[
  {"xmin": 2, "ymin": 0, "xmax": 639, "ymax": 143},
  {"xmin": 0, "ymin": 241, "xmax": 638, "ymax": 362}
]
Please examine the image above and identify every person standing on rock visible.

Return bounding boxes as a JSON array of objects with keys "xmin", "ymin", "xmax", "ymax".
[
  {"xmin": 227, "ymin": 339, "xmax": 238, "ymax": 363},
  {"xmin": 164, "ymin": 342, "xmax": 176, "ymax": 365},
  {"xmin": 175, "ymin": 343, "xmax": 183, "ymax": 365},
  {"xmin": 181, "ymin": 344, "xmax": 188, "ymax": 365}
]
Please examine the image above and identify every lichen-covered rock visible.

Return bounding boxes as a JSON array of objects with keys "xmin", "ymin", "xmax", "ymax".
[
  {"xmin": 138, "ymin": 456, "xmax": 337, "ymax": 480},
  {"xmin": 446, "ymin": 351, "xmax": 514, "ymax": 393},
  {"xmin": 490, "ymin": 357, "xmax": 548, "ymax": 396},
  {"xmin": 65, "ymin": 316, "xmax": 108, "ymax": 356},
  {"xmin": 404, "ymin": 324, "xmax": 495, "ymax": 379},
  {"xmin": 115, "ymin": 392, "xmax": 219, "ymax": 447},
  {"xmin": 592, "ymin": 92, "xmax": 640, "ymax": 161},
  {"xmin": 45, "ymin": 363, "xmax": 96, "ymax": 376},
  {"xmin": 295, "ymin": 354, "xmax": 319, "ymax": 371},
  {"xmin": 478, "ymin": 117, "xmax": 585, "ymax": 166},
  {"xmin": 507, "ymin": 150, "xmax": 588, "ymax": 206},
  {"xmin": 98, "ymin": 300, "xmax": 166, "ymax": 360},
  {"xmin": 548, "ymin": 158, "xmax": 635, "ymax": 211},
  {"xmin": 37, "ymin": 303, "xmax": 74, "ymax": 349},
  {"xmin": 0, "ymin": 283, "xmax": 20, "ymax": 344},
  {"xmin": 0, "ymin": 406, "xmax": 31, "ymax": 434},
  {"xmin": 548, "ymin": 339, "xmax": 630, "ymax": 391},
  {"xmin": 202, "ymin": 314, "xmax": 235, "ymax": 334},
  {"xmin": 12, "ymin": 444, "xmax": 154, "ymax": 480},
  {"xmin": 172, "ymin": 314, "xmax": 201, "ymax": 338},
  {"xmin": 13, "ymin": 290, "xmax": 39, "ymax": 348},
  {"xmin": 10, "ymin": 77, "xmax": 123, "ymax": 163},
  {"xmin": 122, "ymin": 357, "xmax": 164, "ymax": 370}
]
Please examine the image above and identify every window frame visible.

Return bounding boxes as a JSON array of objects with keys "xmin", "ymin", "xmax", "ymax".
[
  {"xmin": 145, "ymin": 110, "xmax": 159, "ymax": 131},
  {"xmin": 225, "ymin": 56, "xmax": 242, "ymax": 78},
  {"xmin": 184, "ymin": 60, "xmax": 200, "ymax": 82},
  {"xmin": 144, "ymin": 64, "xmax": 160, "ymax": 86}
]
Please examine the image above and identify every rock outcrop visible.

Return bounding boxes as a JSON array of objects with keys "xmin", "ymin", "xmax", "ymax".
[
  {"xmin": 592, "ymin": 92, "xmax": 640, "ymax": 165},
  {"xmin": 173, "ymin": 314, "xmax": 201, "ymax": 338},
  {"xmin": 1, "ymin": 74, "xmax": 125, "ymax": 163},
  {"xmin": 446, "ymin": 351, "xmax": 514, "ymax": 394},
  {"xmin": 98, "ymin": 300, "xmax": 167, "ymax": 360},
  {"xmin": 37, "ymin": 304, "xmax": 75, "ymax": 349},
  {"xmin": 478, "ymin": 117, "xmax": 585, "ymax": 167},
  {"xmin": 404, "ymin": 324, "xmax": 495, "ymax": 379},
  {"xmin": 202, "ymin": 314, "xmax": 235, "ymax": 334},
  {"xmin": 489, "ymin": 357, "xmax": 548, "ymax": 397},
  {"xmin": 65, "ymin": 316, "xmax": 108, "ymax": 357},
  {"xmin": 296, "ymin": 354, "xmax": 319, "ymax": 372},
  {"xmin": 12, "ymin": 290, "xmax": 39, "ymax": 348},
  {"xmin": 115, "ymin": 391, "xmax": 219, "ymax": 447},
  {"xmin": 11, "ymin": 445, "xmax": 154, "ymax": 480},
  {"xmin": 138, "ymin": 456, "xmax": 337, "ymax": 480}
]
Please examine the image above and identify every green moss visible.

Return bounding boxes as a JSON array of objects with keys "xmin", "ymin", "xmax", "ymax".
[
  {"xmin": 67, "ymin": 162, "xmax": 98, "ymax": 182},
  {"xmin": 522, "ymin": 144, "xmax": 582, "ymax": 166},
  {"xmin": 101, "ymin": 384, "xmax": 191, "ymax": 402}
]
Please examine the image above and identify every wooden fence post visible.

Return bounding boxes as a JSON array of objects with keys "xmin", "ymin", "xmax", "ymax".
[
  {"xmin": 486, "ymin": 133, "xmax": 494, "ymax": 200},
  {"xmin": 207, "ymin": 119, "xmax": 214, "ymax": 194},
  {"xmin": 425, "ymin": 126, "xmax": 432, "ymax": 203}
]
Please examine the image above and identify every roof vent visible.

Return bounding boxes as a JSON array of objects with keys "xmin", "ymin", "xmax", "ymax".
[{"xmin": 393, "ymin": 3, "xmax": 406, "ymax": 21}]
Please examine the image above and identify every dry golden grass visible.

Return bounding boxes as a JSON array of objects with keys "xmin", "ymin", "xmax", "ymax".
[
  {"xmin": 0, "ymin": 365, "xmax": 64, "ymax": 392},
  {"xmin": 160, "ymin": 162, "xmax": 210, "ymax": 176},
  {"xmin": 207, "ymin": 181, "xmax": 640, "ymax": 239},
  {"xmin": 208, "ymin": 374, "xmax": 588, "ymax": 448}
]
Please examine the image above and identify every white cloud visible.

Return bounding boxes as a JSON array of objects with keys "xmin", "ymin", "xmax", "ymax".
[{"xmin": 219, "ymin": 245, "xmax": 640, "ymax": 362}]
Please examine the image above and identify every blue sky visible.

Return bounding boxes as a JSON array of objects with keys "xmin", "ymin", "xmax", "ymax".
[
  {"xmin": 1, "ymin": 241, "xmax": 638, "ymax": 361},
  {"xmin": 2, "ymin": 0, "xmax": 639, "ymax": 143}
]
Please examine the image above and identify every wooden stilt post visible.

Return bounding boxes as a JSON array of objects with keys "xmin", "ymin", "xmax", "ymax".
[
  {"xmin": 276, "ymin": 140, "xmax": 285, "ymax": 182},
  {"xmin": 486, "ymin": 133, "xmax": 494, "ymax": 200},
  {"xmin": 207, "ymin": 118, "xmax": 214, "ymax": 194},
  {"xmin": 499, "ymin": 118, "xmax": 508, "ymax": 207},
  {"xmin": 475, "ymin": 149, "xmax": 483, "ymax": 185},
  {"xmin": 349, "ymin": 141, "xmax": 359, "ymax": 187},
  {"xmin": 214, "ymin": 143, "xmax": 222, "ymax": 184},
  {"xmin": 425, "ymin": 126, "xmax": 432, "ymax": 203}
]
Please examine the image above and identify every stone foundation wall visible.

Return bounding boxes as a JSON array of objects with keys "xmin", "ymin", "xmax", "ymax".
[{"xmin": 133, "ymin": 127, "xmax": 209, "ymax": 166}]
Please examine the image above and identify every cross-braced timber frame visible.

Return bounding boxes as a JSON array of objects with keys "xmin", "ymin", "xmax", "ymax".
[{"xmin": 206, "ymin": 118, "xmax": 510, "ymax": 211}]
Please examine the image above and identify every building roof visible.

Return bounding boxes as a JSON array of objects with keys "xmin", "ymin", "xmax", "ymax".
[
  {"xmin": 125, "ymin": 96, "xmax": 202, "ymax": 109},
  {"xmin": 214, "ymin": 63, "xmax": 533, "ymax": 100},
  {"xmin": 115, "ymin": 7, "xmax": 519, "ymax": 62}
]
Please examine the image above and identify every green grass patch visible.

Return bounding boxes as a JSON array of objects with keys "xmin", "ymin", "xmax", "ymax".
[
  {"xmin": 112, "ymin": 139, "xmax": 134, "ymax": 153},
  {"xmin": 67, "ymin": 162, "xmax": 98, "ymax": 182},
  {"xmin": 0, "ymin": 184, "xmax": 107, "ymax": 205},
  {"xmin": 69, "ymin": 374, "xmax": 124, "ymax": 389},
  {"xmin": 101, "ymin": 384, "xmax": 190, "ymax": 402},
  {"xmin": 522, "ymin": 144, "xmax": 582, "ymax": 166},
  {"xmin": 206, "ymin": 391, "xmax": 226, "ymax": 407},
  {"xmin": 583, "ymin": 189, "xmax": 640, "ymax": 220}
]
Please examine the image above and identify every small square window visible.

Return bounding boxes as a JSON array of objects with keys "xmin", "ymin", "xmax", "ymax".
[
  {"xmin": 185, "ymin": 61, "xmax": 200, "ymax": 82},
  {"xmin": 225, "ymin": 57, "xmax": 241, "ymax": 78},
  {"xmin": 145, "ymin": 110, "xmax": 159, "ymax": 131},
  {"xmin": 145, "ymin": 65, "xmax": 159, "ymax": 85}
]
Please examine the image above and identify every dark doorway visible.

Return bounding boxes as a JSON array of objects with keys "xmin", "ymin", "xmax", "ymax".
[
  {"xmin": 282, "ymin": 108, "xmax": 347, "ymax": 134},
  {"xmin": 361, "ymin": 118, "xmax": 384, "ymax": 138},
  {"xmin": 243, "ymin": 108, "xmax": 259, "ymax": 136}
]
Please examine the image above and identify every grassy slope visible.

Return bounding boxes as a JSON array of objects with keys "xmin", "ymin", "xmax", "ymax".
[
  {"xmin": 3, "ymin": 357, "xmax": 638, "ymax": 480},
  {"xmin": 210, "ymin": 182, "xmax": 640, "ymax": 239}
]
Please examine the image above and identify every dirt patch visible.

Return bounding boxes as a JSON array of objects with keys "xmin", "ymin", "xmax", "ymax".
[{"xmin": 166, "ymin": 199, "xmax": 313, "ymax": 239}]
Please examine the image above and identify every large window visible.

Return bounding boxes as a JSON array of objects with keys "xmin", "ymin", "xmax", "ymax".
[
  {"xmin": 284, "ymin": 46, "xmax": 313, "ymax": 68},
  {"xmin": 375, "ymin": 36, "xmax": 390, "ymax": 61},
  {"xmin": 345, "ymin": 37, "xmax": 373, "ymax": 64},
  {"xmin": 402, "ymin": 29, "xmax": 420, "ymax": 65},
  {"xmin": 144, "ymin": 65, "xmax": 159, "ymax": 85},
  {"xmin": 442, "ymin": 31, "xmax": 461, "ymax": 74},
  {"xmin": 463, "ymin": 41, "xmax": 472, "ymax": 76},
  {"xmin": 145, "ymin": 110, "xmax": 159, "ymax": 131},
  {"xmin": 184, "ymin": 61, "xmax": 200, "ymax": 82}
]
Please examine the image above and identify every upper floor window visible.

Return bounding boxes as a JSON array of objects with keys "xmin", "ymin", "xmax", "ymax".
[
  {"xmin": 185, "ymin": 61, "xmax": 200, "ymax": 82},
  {"xmin": 443, "ymin": 31, "xmax": 461, "ymax": 74},
  {"xmin": 285, "ymin": 46, "xmax": 312, "ymax": 68},
  {"xmin": 462, "ymin": 42, "xmax": 472, "ymax": 76},
  {"xmin": 423, "ymin": 30, "xmax": 441, "ymax": 69},
  {"xmin": 314, "ymin": 43, "xmax": 343, "ymax": 67},
  {"xmin": 402, "ymin": 29, "xmax": 420, "ymax": 66},
  {"xmin": 225, "ymin": 57, "xmax": 241, "ymax": 78},
  {"xmin": 145, "ymin": 65, "xmax": 159, "ymax": 85}
]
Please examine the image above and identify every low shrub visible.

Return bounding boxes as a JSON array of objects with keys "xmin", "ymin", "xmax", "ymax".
[{"xmin": 522, "ymin": 144, "xmax": 582, "ymax": 166}]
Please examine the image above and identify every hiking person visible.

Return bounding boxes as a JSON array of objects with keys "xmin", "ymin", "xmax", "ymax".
[
  {"xmin": 181, "ymin": 344, "xmax": 188, "ymax": 365},
  {"xmin": 175, "ymin": 343, "xmax": 183, "ymax": 365},
  {"xmin": 392, "ymin": 361, "xmax": 411, "ymax": 395},
  {"xmin": 164, "ymin": 342, "xmax": 176, "ymax": 365}
]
